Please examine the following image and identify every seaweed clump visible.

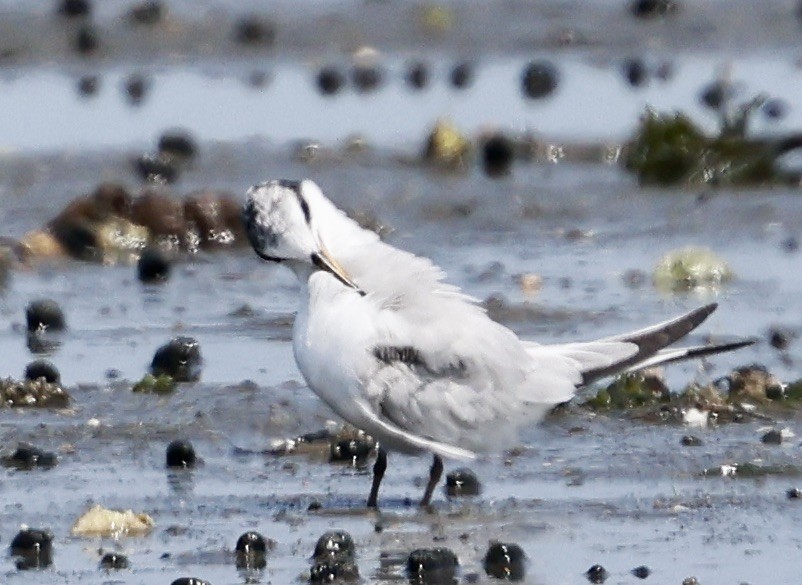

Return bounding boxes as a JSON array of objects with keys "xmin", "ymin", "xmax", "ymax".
[
  {"xmin": 624, "ymin": 99, "xmax": 802, "ymax": 186},
  {"xmin": 584, "ymin": 365, "xmax": 802, "ymax": 423},
  {"xmin": 0, "ymin": 377, "xmax": 70, "ymax": 407}
]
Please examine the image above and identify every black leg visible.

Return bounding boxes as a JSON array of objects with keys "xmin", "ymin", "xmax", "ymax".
[
  {"xmin": 419, "ymin": 454, "xmax": 443, "ymax": 507},
  {"xmin": 367, "ymin": 447, "xmax": 387, "ymax": 508}
]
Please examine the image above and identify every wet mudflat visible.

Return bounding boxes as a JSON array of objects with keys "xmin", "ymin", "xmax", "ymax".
[{"xmin": 3, "ymin": 1, "xmax": 802, "ymax": 584}]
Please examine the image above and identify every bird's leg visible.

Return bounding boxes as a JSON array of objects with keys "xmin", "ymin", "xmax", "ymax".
[
  {"xmin": 419, "ymin": 454, "xmax": 443, "ymax": 507},
  {"xmin": 367, "ymin": 447, "xmax": 387, "ymax": 508}
]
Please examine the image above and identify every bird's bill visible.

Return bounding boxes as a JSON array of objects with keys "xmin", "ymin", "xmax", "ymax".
[{"xmin": 312, "ymin": 246, "xmax": 364, "ymax": 294}]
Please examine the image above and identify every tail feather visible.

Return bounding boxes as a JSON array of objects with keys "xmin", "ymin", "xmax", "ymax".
[
  {"xmin": 579, "ymin": 303, "xmax": 749, "ymax": 385},
  {"xmin": 622, "ymin": 339, "xmax": 756, "ymax": 373}
]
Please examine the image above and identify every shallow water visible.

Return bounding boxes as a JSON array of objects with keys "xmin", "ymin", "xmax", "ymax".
[{"xmin": 2, "ymin": 2, "xmax": 802, "ymax": 584}]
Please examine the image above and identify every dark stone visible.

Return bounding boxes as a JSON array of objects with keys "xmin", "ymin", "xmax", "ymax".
[
  {"xmin": 4, "ymin": 443, "xmax": 57, "ymax": 469},
  {"xmin": 445, "ymin": 467, "xmax": 482, "ymax": 496},
  {"xmin": 585, "ymin": 564, "xmax": 608, "ymax": 583},
  {"xmin": 25, "ymin": 359, "xmax": 61, "ymax": 384},
  {"xmin": 351, "ymin": 64, "xmax": 383, "ymax": 93},
  {"xmin": 128, "ymin": 1, "xmax": 164, "ymax": 25},
  {"xmin": 75, "ymin": 25, "xmax": 99, "ymax": 55},
  {"xmin": 235, "ymin": 532, "xmax": 268, "ymax": 570},
  {"xmin": 481, "ymin": 134, "xmax": 515, "ymax": 178},
  {"xmin": 449, "ymin": 61, "xmax": 474, "ymax": 89},
  {"xmin": 629, "ymin": 0, "xmax": 678, "ymax": 18},
  {"xmin": 407, "ymin": 548, "xmax": 458, "ymax": 583},
  {"xmin": 151, "ymin": 336, "xmax": 202, "ymax": 381},
  {"xmin": 329, "ymin": 437, "xmax": 373, "ymax": 464},
  {"xmin": 699, "ymin": 81, "xmax": 727, "ymax": 110},
  {"xmin": 313, "ymin": 530, "xmax": 355, "ymax": 561},
  {"xmin": 769, "ymin": 327, "xmax": 792, "ymax": 350},
  {"xmin": 763, "ymin": 98, "xmax": 788, "ymax": 120},
  {"xmin": 77, "ymin": 75, "xmax": 99, "ymax": 97},
  {"xmin": 521, "ymin": 61, "xmax": 559, "ymax": 99},
  {"xmin": 405, "ymin": 61, "xmax": 430, "ymax": 90},
  {"xmin": 483, "ymin": 542, "xmax": 526, "ymax": 581},
  {"xmin": 680, "ymin": 435, "xmax": 702, "ymax": 447},
  {"xmin": 134, "ymin": 153, "xmax": 180, "ymax": 184},
  {"xmin": 166, "ymin": 439, "xmax": 196, "ymax": 468},
  {"xmin": 170, "ymin": 579, "xmax": 212, "ymax": 585},
  {"xmin": 124, "ymin": 73, "xmax": 150, "ymax": 106},
  {"xmin": 10, "ymin": 528, "xmax": 53, "ymax": 568},
  {"xmin": 761, "ymin": 429, "xmax": 783, "ymax": 445},
  {"xmin": 236, "ymin": 531, "xmax": 271, "ymax": 554},
  {"xmin": 58, "ymin": 0, "xmax": 91, "ymax": 17},
  {"xmin": 316, "ymin": 66, "xmax": 345, "ymax": 96},
  {"xmin": 234, "ymin": 15, "xmax": 275, "ymax": 45},
  {"xmin": 100, "ymin": 552, "xmax": 130, "ymax": 569},
  {"xmin": 26, "ymin": 299, "xmax": 66, "ymax": 333},
  {"xmin": 137, "ymin": 247, "xmax": 171, "ymax": 283},
  {"xmin": 623, "ymin": 58, "xmax": 648, "ymax": 88},
  {"xmin": 310, "ymin": 558, "xmax": 359, "ymax": 583},
  {"xmin": 787, "ymin": 487, "xmax": 802, "ymax": 499},
  {"xmin": 159, "ymin": 131, "xmax": 198, "ymax": 160},
  {"xmin": 631, "ymin": 565, "xmax": 651, "ymax": 579}
]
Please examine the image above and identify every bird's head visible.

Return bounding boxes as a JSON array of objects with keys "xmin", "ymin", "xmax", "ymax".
[{"xmin": 242, "ymin": 179, "xmax": 363, "ymax": 293}]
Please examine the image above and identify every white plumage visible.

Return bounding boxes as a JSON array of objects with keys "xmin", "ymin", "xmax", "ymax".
[{"xmin": 242, "ymin": 178, "xmax": 749, "ymax": 505}]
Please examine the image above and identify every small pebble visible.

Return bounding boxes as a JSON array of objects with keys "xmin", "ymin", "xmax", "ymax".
[
  {"xmin": 629, "ymin": 0, "xmax": 678, "ymax": 18},
  {"xmin": 26, "ymin": 299, "xmax": 66, "ymax": 333},
  {"xmin": 166, "ymin": 439, "xmax": 196, "ymax": 468},
  {"xmin": 77, "ymin": 74, "xmax": 99, "ymax": 97},
  {"xmin": 151, "ymin": 336, "xmax": 202, "ymax": 381},
  {"xmin": 10, "ymin": 527, "xmax": 54, "ymax": 558},
  {"xmin": 330, "ymin": 437, "xmax": 373, "ymax": 464},
  {"xmin": 483, "ymin": 542, "xmax": 526, "ymax": 581},
  {"xmin": 128, "ymin": 0, "xmax": 164, "ymax": 25},
  {"xmin": 58, "ymin": 0, "xmax": 91, "ymax": 17},
  {"xmin": 407, "ymin": 548, "xmax": 458, "ymax": 583},
  {"xmin": 159, "ymin": 131, "xmax": 198, "ymax": 160},
  {"xmin": 316, "ymin": 66, "xmax": 345, "ymax": 96},
  {"xmin": 313, "ymin": 530, "xmax": 356, "ymax": 561},
  {"xmin": 75, "ymin": 24, "xmax": 99, "ymax": 55},
  {"xmin": 123, "ymin": 73, "xmax": 150, "ymax": 106},
  {"xmin": 234, "ymin": 15, "xmax": 275, "ymax": 45},
  {"xmin": 763, "ymin": 98, "xmax": 788, "ymax": 120},
  {"xmin": 449, "ymin": 61, "xmax": 474, "ymax": 89},
  {"xmin": 680, "ymin": 435, "xmax": 702, "ymax": 447},
  {"xmin": 235, "ymin": 531, "xmax": 269, "ymax": 570},
  {"xmin": 786, "ymin": 487, "xmax": 802, "ymax": 499},
  {"xmin": 4, "ymin": 443, "xmax": 57, "ymax": 469},
  {"xmin": 137, "ymin": 247, "xmax": 171, "ymax": 283},
  {"xmin": 170, "ymin": 579, "xmax": 211, "ymax": 585},
  {"xmin": 236, "ymin": 531, "xmax": 270, "ymax": 554},
  {"xmin": 521, "ymin": 61, "xmax": 558, "ymax": 99},
  {"xmin": 25, "ymin": 359, "xmax": 61, "ymax": 384},
  {"xmin": 445, "ymin": 467, "xmax": 482, "ymax": 496},
  {"xmin": 100, "ymin": 552, "xmax": 130, "ymax": 569},
  {"xmin": 699, "ymin": 81, "xmax": 727, "ymax": 110},
  {"xmin": 351, "ymin": 64, "xmax": 383, "ymax": 93},
  {"xmin": 682, "ymin": 577, "xmax": 699, "ymax": 585},
  {"xmin": 585, "ymin": 564, "xmax": 608, "ymax": 583},
  {"xmin": 623, "ymin": 58, "xmax": 648, "ymax": 87},
  {"xmin": 761, "ymin": 429, "xmax": 783, "ymax": 445},
  {"xmin": 481, "ymin": 134, "xmax": 515, "ymax": 178},
  {"xmin": 768, "ymin": 327, "xmax": 792, "ymax": 351},
  {"xmin": 631, "ymin": 565, "xmax": 651, "ymax": 579},
  {"xmin": 405, "ymin": 61, "xmax": 430, "ymax": 90}
]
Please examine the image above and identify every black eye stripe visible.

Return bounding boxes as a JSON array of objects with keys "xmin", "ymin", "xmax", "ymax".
[{"xmin": 278, "ymin": 179, "xmax": 312, "ymax": 225}]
